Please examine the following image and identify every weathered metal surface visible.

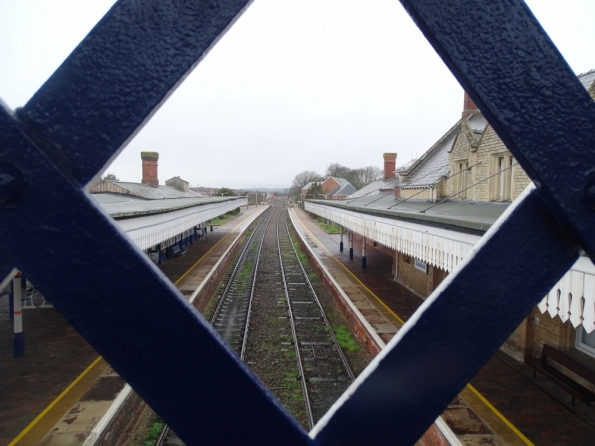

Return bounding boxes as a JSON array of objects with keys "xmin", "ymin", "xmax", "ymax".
[{"xmin": 0, "ymin": 0, "xmax": 593, "ymax": 444}]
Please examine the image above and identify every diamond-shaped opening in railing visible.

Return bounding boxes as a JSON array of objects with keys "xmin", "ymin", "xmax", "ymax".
[{"xmin": 1, "ymin": 0, "xmax": 595, "ymax": 446}]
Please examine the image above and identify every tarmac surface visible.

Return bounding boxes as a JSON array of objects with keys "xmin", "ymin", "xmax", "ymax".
[{"xmin": 1, "ymin": 203, "xmax": 594, "ymax": 445}]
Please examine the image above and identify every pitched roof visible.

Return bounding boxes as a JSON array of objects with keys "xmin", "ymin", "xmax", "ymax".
[
  {"xmin": 301, "ymin": 182, "xmax": 315, "ymax": 191},
  {"xmin": 348, "ymin": 178, "xmax": 398, "ymax": 198},
  {"xmin": 326, "ymin": 177, "xmax": 357, "ymax": 196},
  {"xmin": 578, "ymin": 69, "xmax": 595, "ymax": 91},
  {"xmin": 92, "ymin": 181, "xmax": 199, "ymax": 200},
  {"xmin": 398, "ymin": 121, "xmax": 461, "ymax": 189}
]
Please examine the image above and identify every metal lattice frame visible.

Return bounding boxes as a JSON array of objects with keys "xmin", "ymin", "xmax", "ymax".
[{"xmin": 0, "ymin": 1, "xmax": 593, "ymax": 444}]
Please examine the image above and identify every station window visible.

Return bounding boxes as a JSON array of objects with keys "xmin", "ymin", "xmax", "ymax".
[
  {"xmin": 490, "ymin": 153, "xmax": 514, "ymax": 201},
  {"xmin": 576, "ymin": 326, "xmax": 595, "ymax": 358},
  {"xmin": 455, "ymin": 161, "xmax": 469, "ymax": 199}
]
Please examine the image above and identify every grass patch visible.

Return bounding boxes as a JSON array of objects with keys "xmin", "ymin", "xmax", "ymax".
[
  {"xmin": 316, "ymin": 218, "xmax": 341, "ymax": 234},
  {"xmin": 210, "ymin": 208, "xmax": 241, "ymax": 226},
  {"xmin": 333, "ymin": 325, "xmax": 360, "ymax": 354},
  {"xmin": 141, "ymin": 417, "xmax": 164, "ymax": 446}
]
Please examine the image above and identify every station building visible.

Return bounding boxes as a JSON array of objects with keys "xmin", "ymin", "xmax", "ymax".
[
  {"xmin": 305, "ymin": 70, "xmax": 595, "ymax": 378},
  {"xmin": 89, "ymin": 152, "xmax": 247, "ymax": 265}
]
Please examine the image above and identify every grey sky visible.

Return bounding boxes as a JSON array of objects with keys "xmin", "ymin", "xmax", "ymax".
[{"xmin": 1, "ymin": 1, "xmax": 594, "ymax": 189}]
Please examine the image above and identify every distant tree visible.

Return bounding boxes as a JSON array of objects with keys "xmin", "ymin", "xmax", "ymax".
[
  {"xmin": 325, "ymin": 163, "xmax": 382, "ymax": 190},
  {"xmin": 325, "ymin": 163, "xmax": 351, "ymax": 179},
  {"xmin": 291, "ymin": 170, "xmax": 323, "ymax": 190},
  {"xmin": 216, "ymin": 187, "xmax": 236, "ymax": 196},
  {"xmin": 306, "ymin": 182, "xmax": 323, "ymax": 198},
  {"xmin": 102, "ymin": 172, "xmax": 119, "ymax": 182}
]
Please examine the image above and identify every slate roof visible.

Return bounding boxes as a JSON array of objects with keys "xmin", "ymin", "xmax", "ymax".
[
  {"xmin": 578, "ymin": 69, "xmax": 595, "ymax": 91},
  {"xmin": 331, "ymin": 183, "xmax": 357, "ymax": 196},
  {"xmin": 327, "ymin": 177, "xmax": 357, "ymax": 196},
  {"xmin": 348, "ymin": 178, "xmax": 399, "ymax": 198},
  {"xmin": 308, "ymin": 194, "xmax": 508, "ymax": 234},
  {"xmin": 91, "ymin": 193, "xmax": 244, "ymax": 219},
  {"xmin": 301, "ymin": 182, "xmax": 315, "ymax": 192},
  {"xmin": 98, "ymin": 181, "xmax": 199, "ymax": 200},
  {"xmin": 399, "ymin": 127, "xmax": 458, "ymax": 189}
]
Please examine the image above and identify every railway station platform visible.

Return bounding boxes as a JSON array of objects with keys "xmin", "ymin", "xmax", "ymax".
[
  {"xmin": 0, "ymin": 205, "xmax": 267, "ymax": 446},
  {"xmin": 3, "ymin": 202, "xmax": 595, "ymax": 445},
  {"xmin": 289, "ymin": 206, "xmax": 595, "ymax": 446}
]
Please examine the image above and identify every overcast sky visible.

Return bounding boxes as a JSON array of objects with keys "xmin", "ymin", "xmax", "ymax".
[{"xmin": 1, "ymin": 1, "xmax": 594, "ymax": 190}]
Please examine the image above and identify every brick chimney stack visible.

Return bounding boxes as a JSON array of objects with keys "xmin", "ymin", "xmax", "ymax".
[
  {"xmin": 383, "ymin": 153, "xmax": 397, "ymax": 181},
  {"xmin": 141, "ymin": 152, "xmax": 159, "ymax": 186},
  {"xmin": 462, "ymin": 92, "xmax": 478, "ymax": 118}
]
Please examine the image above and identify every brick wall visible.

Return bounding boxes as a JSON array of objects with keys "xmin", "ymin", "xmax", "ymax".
[
  {"xmin": 400, "ymin": 187, "xmax": 433, "ymax": 200},
  {"xmin": 397, "ymin": 253, "xmax": 434, "ymax": 299},
  {"xmin": 321, "ymin": 177, "xmax": 340, "ymax": 195},
  {"xmin": 531, "ymin": 309, "xmax": 575, "ymax": 357},
  {"xmin": 501, "ymin": 318, "xmax": 532, "ymax": 361},
  {"xmin": 417, "ymin": 424, "xmax": 452, "ymax": 446}
]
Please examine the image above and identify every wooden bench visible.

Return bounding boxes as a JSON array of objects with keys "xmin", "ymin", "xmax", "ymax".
[{"xmin": 525, "ymin": 344, "xmax": 595, "ymax": 405}]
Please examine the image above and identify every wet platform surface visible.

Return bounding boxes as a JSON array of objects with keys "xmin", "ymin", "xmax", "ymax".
[{"xmin": 290, "ymin": 206, "xmax": 595, "ymax": 446}]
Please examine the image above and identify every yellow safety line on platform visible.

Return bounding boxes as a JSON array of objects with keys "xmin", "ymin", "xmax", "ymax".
[
  {"xmin": 10, "ymin": 356, "xmax": 103, "ymax": 445},
  {"xmin": 12, "ymin": 212, "xmax": 258, "ymax": 444},
  {"xmin": 291, "ymin": 208, "xmax": 533, "ymax": 446},
  {"xmin": 174, "ymin": 212, "xmax": 257, "ymax": 286},
  {"xmin": 467, "ymin": 384, "xmax": 534, "ymax": 445}
]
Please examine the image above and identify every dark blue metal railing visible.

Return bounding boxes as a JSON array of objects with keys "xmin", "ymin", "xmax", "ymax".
[{"xmin": 0, "ymin": 1, "xmax": 592, "ymax": 444}]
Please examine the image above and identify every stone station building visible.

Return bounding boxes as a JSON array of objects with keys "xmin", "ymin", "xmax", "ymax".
[{"xmin": 306, "ymin": 70, "xmax": 595, "ymax": 384}]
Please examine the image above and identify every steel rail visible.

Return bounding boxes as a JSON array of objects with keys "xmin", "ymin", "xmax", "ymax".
[
  {"xmin": 240, "ymin": 208, "xmax": 275, "ymax": 360},
  {"xmin": 283, "ymin": 213, "xmax": 355, "ymax": 382},
  {"xmin": 276, "ymin": 208, "xmax": 315, "ymax": 430},
  {"xmin": 161, "ymin": 207, "xmax": 275, "ymax": 445},
  {"xmin": 209, "ymin": 207, "xmax": 272, "ymax": 325}
]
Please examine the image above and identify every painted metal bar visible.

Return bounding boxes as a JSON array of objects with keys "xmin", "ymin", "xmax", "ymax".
[
  {"xmin": 18, "ymin": 0, "xmax": 253, "ymax": 186},
  {"xmin": 12, "ymin": 275, "xmax": 24, "ymax": 358},
  {"xmin": 314, "ymin": 187, "xmax": 579, "ymax": 445},
  {"xmin": 399, "ymin": 0, "xmax": 595, "ymax": 259},
  {"xmin": 0, "ymin": 106, "xmax": 311, "ymax": 445}
]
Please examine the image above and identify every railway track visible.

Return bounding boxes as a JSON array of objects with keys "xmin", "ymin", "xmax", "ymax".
[
  {"xmin": 159, "ymin": 201, "xmax": 354, "ymax": 443},
  {"xmin": 276, "ymin": 207, "xmax": 354, "ymax": 428}
]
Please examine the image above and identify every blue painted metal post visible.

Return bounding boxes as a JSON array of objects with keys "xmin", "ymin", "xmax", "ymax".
[
  {"xmin": 362, "ymin": 236, "xmax": 367, "ymax": 269},
  {"xmin": 349, "ymin": 231, "xmax": 354, "ymax": 259},
  {"xmin": 339, "ymin": 226, "xmax": 344, "ymax": 252},
  {"xmin": 210, "ymin": 222, "xmax": 213, "ymax": 232},
  {"xmin": 12, "ymin": 274, "xmax": 24, "ymax": 358},
  {"xmin": 8, "ymin": 279, "xmax": 13, "ymax": 322}
]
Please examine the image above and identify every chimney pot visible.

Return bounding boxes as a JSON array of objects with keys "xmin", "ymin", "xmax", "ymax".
[
  {"xmin": 383, "ymin": 153, "xmax": 397, "ymax": 181},
  {"xmin": 141, "ymin": 152, "xmax": 159, "ymax": 186},
  {"xmin": 462, "ymin": 92, "xmax": 478, "ymax": 118}
]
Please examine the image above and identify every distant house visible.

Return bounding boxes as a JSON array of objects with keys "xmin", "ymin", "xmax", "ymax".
[
  {"xmin": 320, "ymin": 177, "xmax": 357, "ymax": 200},
  {"xmin": 301, "ymin": 182, "xmax": 315, "ymax": 196}
]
